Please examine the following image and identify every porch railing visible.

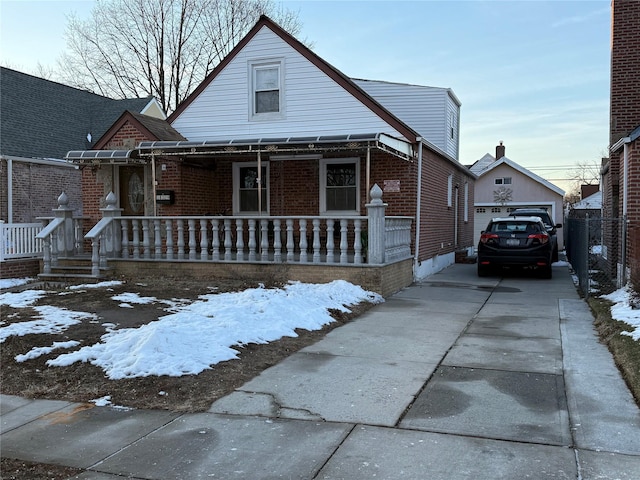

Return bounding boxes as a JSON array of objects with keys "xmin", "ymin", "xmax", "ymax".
[
  {"xmin": 40, "ymin": 185, "xmax": 413, "ymax": 276},
  {"xmin": 0, "ymin": 221, "xmax": 44, "ymax": 261}
]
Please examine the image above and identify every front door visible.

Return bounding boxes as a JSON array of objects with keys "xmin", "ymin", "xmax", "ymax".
[{"xmin": 119, "ymin": 166, "xmax": 145, "ymax": 215}]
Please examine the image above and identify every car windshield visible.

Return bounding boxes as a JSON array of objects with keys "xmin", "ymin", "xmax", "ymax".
[{"xmin": 489, "ymin": 221, "xmax": 541, "ymax": 234}]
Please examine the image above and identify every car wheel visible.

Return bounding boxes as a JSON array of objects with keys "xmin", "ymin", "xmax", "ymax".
[
  {"xmin": 539, "ymin": 265, "xmax": 552, "ymax": 279},
  {"xmin": 478, "ymin": 264, "xmax": 490, "ymax": 277}
]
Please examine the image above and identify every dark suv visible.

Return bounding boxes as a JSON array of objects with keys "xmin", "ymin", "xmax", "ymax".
[
  {"xmin": 477, "ymin": 216, "xmax": 554, "ymax": 278},
  {"xmin": 509, "ymin": 208, "xmax": 562, "ymax": 262}
]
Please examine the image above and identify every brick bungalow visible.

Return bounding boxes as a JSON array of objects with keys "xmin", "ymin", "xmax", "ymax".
[{"xmin": 62, "ymin": 16, "xmax": 475, "ymax": 293}]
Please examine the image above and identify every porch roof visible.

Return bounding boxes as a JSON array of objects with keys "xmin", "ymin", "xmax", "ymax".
[
  {"xmin": 65, "ymin": 132, "xmax": 415, "ymax": 165},
  {"xmin": 65, "ymin": 149, "xmax": 145, "ymax": 164}
]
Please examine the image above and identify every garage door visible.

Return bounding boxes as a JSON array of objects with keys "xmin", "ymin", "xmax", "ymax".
[{"xmin": 474, "ymin": 206, "xmax": 508, "ymax": 249}]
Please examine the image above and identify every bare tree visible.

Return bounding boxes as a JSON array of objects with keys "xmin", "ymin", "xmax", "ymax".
[
  {"xmin": 565, "ymin": 157, "xmax": 604, "ymax": 202},
  {"xmin": 57, "ymin": 0, "xmax": 304, "ymax": 114}
]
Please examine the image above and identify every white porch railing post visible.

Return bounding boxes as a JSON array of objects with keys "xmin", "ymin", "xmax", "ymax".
[
  {"xmin": 165, "ymin": 219, "xmax": 174, "ymax": 260},
  {"xmin": 325, "ymin": 219, "xmax": 335, "ymax": 263},
  {"xmin": 286, "ymin": 219, "xmax": 294, "ymax": 262},
  {"xmin": 366, "ymin": 184, "xmax": 387, "ymax": 265},
  {"xmin": 260, "ymin": 219, "xmax": 269, "ymax": 261},
  {"xmin": 177, "ymin": 220, "xmax": 185, "ymax": 259},
  {"xmin": 54, "ymin": 192, "xmax": 75, "ymax": 256},
  {"xmin": 299, "ymin": 219, "xmax": 308, "ymax": 263},
  {"xmin": 354, "ymin": 219, "xmax": 363, "ymax": 264},
  {"xmin": 211, "ymin": 219, "xmax": 220, "ymax": 261},
  {"xmin": 248, "ymin": 219, "xmax": 257, "ymax": 261},
  {"xmin": 273, "ymin": 219, "xmax": 282, "ymax": 262},
  {"xmin": 188, "ymin": 219, "xmax": 197, "ymax": 260},
  {"xmin": 121, "ymin": 220, "xmax": 129, "ymax": 259},
  {"xmin": 132, "ymin": 220, "xmax": 141, "ymax": 259},
  {"xmin": 142, "ymin": 219, "xmax": 151, "ymax": 259},
  {"xmin": 339, "ymin": 219, "xmax": 348, "ymax": 264},
  {"xmin": 312, "ymin": 219, "xmax": 321, "ymax": 263},
  {"xmin": 99, "ymin": 192, "xmax": 123, "ymax": 258},
  {"xmin": 236, "ymin": 219, "xmax": 245, "ymax": 261},
  {"xmin": 154, "ymin": 219, "xmax": 163, "ymax": 259},
  {"xmin": 224, "ymin": 219, "xmax": 232, "ymax": 261},
  {"xmin": 201, "ymin": 219, "xmax": 209, "ymax": 261}
]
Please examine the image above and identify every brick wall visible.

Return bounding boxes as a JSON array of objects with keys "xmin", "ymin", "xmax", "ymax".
[
  {"xmin": 108, "ymin": 258, "xmax": 414, "ymax": 297},
  {"xmin": 419, "ymin": 148, "xmax": 475, "ymax": 261},
  {"xmin": 626, "ymin": 140, "xmax": 640, "ymax": 285},
  {"xmin": 0, "ymin": 259, "xmax": 40, "ymax": 279},
  {"xmin": 1, "ymin": 158, "xmax": 81, "ymax": 222},
  {"xmin": 611, "ymin": 0, "xmax": 640, "ymax": 146}
]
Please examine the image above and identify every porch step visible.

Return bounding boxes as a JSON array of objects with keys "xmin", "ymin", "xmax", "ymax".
[{"xmin": 38, "ymin": 262, "xmax": 112, "ymax": 284}]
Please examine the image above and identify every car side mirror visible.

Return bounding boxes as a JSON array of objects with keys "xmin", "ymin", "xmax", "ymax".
[{"xmin": 555, "ymin": 223, "xmax": 562, "ymax": 229}]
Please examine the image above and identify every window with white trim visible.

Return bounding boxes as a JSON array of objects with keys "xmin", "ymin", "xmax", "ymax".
[
  {"xmin": 232, "ymin": 162, "xmax": 269, "ymax": 214},
  {"xmin": 447, "ymin": 174, "xmax": 453, "ymax": 207},
  {"xmin": 494, "ymin": 177, "xmax": 512, "ymax": 185},
  {"xmin": 249, "ymin": 60, "xmax": 284, "ymax": 119},
  {"xmin": 320, "ymin": 158, "xmax": 360, "ymax": 214}
]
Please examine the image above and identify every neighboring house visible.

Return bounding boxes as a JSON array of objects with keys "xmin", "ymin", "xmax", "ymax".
[
  {"xmin": 0, "ymin": 67, "xmax": 165, "ymax": 278},
  {"xmin": 604, "ymin": 0, "xmax": 640, "ymax": 288},
  {"xmin": 570, "ymin": 190, "xmax": 602, "ymax": 218},
  {"xmin": 470, "ymin": 142, "xmax": 565, "ymax": 250},
  {"xmin": 0, "ymin": 66, "xmax": 165, "ymax": 223},
  {"xmin": 65, "ymin": 15, "xmax": 475, "ymax": 289}
]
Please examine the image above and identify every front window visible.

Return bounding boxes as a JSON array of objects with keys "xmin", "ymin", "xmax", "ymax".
[
  {"xmin": 320, "ymin": 158, "xmax": 359, "ymax": 214},
  {"xmin": 233, "ymin": 162, "xmax": 268, "ymax": 214}
]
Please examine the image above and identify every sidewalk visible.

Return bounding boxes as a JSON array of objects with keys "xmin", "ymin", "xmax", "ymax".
[{"xmin": 2, "ymin": 263, "xmax": 640, "ymax": 479}]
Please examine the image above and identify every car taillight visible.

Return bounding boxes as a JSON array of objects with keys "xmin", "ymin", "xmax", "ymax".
[
  {"xmin": 528, "ymin": 233, "xmax": 549, "ymax": 244},
  {"xmin": 480, "ymin": 233, "xmax": 499, "ymax": 243}
]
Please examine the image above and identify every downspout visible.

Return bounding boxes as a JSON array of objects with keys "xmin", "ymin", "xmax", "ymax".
[
  {"xmin": 151, "ymin": 152, "xmax": 157, "ymax": 216},
  {"xmin": 7, "ymin": 157, "xmax": 13, "ymax": 223},
  {"xmin": 623, "ymin": 142, "xmax": 629, "ymax": 218},
  {"xmin": 366, "ymin": 146, "xmax": 371, "ymax": 202},
  {"xmin": 413, "ymin": 138, "xmax": 423, "ymax": 274},
  {"xmin": 257, "ymin": 150, "xmax": 262, "ymax": 215}
]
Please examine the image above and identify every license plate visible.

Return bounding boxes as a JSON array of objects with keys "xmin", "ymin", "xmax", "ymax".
[{"xmin": 506, "ymin": 239, "xmax": 520, "ymax": 246}]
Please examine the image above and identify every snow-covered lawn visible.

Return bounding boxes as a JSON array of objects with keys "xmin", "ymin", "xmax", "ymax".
[
  {"xmin": 1, "ymin": 279, "xmax": 383, "ymax": 379},
  {"xmin": 601, "ymin": 286, "xmax": 640, "ymax": 341}
]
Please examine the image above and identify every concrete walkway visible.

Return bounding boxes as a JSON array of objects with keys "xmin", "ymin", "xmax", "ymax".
[{"xmin": 2, "ymin": 264, "xmax": 640, "ymax": 479}]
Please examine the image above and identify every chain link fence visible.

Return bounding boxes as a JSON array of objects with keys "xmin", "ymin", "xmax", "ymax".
[{"xmin": 565, "ymin": 215, "xmax": 627, "ymax": 298}]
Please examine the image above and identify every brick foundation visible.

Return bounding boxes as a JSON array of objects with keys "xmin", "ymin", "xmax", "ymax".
[
  {"xmin": 107, "ymin": 258, "xmax": 414, "ymax": 297},
  {"xmin": 0, "ymin": 259, "xmax": 40, "ymax": 279}
]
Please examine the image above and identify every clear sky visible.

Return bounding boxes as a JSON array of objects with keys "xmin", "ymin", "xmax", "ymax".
[{"xmin": 0, "ymin": 0, "xmax": 612, "ymax": 194}]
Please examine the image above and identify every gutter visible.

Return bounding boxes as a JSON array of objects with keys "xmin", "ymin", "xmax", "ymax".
[{"xmin": 413, "ymin": 137, "xmax": 423, "ymax": 274}]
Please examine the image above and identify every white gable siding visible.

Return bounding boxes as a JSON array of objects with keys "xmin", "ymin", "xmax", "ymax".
[
  {"xmin": 353, "ymin": 79, "xmax": 460, "ymax": 160},
  {"xmin": 445, "ymin": 93, "xmax": 460, "ymax": 159},
  {"xmin": 171, "ymin": 27, "xmax": 405, "ymax": 141}
]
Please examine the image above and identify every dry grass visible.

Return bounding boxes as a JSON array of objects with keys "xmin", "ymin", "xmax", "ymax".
[{"xmin": 589, "ymin": 296, "xmax": 640, "ymax": 405}]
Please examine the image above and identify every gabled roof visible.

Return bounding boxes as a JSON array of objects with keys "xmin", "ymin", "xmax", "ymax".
[
  {"xmin": 469, "ymin": 153, "xmax": 496, "ymax": 175},
  {"xmin": 167, "ymin": 15, "xmax": 420, "ymax": 144},
  {"xmin": 473, "ymin": 156, "xmax": 565, "ymax": 196},
  {"xmin": 93, "ymin": 111, "xmax": 186, "ymax": 150},
  {"xmin": 0, "ymin": 67, "xmax": 160, "ymax": 159},
  {"xmin": 572, "ymin": 190, "xmax": 602, "ymax": 210}
]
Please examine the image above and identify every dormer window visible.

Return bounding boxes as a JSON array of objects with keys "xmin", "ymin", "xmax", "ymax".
[{"xmin": 250, "ymin": 59, "xmax": 284, "ymax": 119}]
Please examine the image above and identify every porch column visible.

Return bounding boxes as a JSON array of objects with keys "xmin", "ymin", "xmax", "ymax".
[
  {"xmin": 100, "ymin": 191, "xmax": 124, "ymax": 257},
  {"xmin": 366, "ymin": 184, "xmax": 387, "ymax": 264},
  {"xmin": 52, "ymin": 192, "xmax": 75, "ymax": 257}
]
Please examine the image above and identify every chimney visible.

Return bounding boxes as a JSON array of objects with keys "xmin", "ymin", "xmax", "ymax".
[{"xmin": 496, "ymin": 141, "xmax": 505, "ymax": 160}]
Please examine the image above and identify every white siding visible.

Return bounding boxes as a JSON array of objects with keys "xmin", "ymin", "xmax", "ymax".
[
  {"xmin": 171, "ymin": 27, "xmax": 405, "ymax": 141},
  {"xmin": 353, "ymin": 79, "xmax": 460, "ymax": 160}
]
